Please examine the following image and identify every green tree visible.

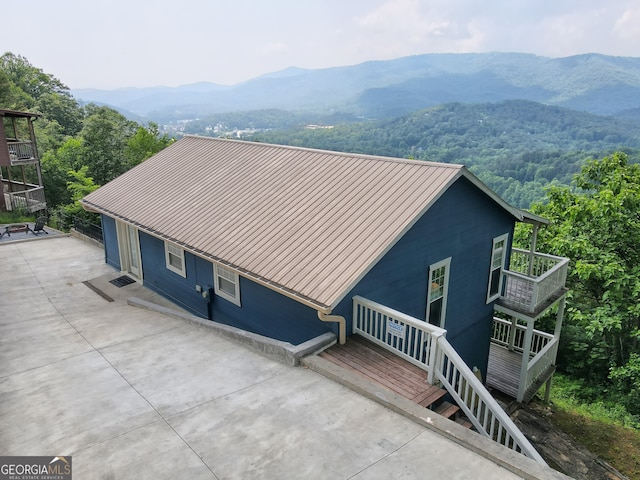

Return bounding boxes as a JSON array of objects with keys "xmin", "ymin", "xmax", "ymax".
[
  {"xmin": 67, "ymin": 165, "xmax": 99, "ymax": 200},
  {"xmin": 0, "ymin": 53, "xmax": 68, "ymax": 103},
  {"xmin": 37, "ymin": 92, "xmax": 84, "ymax": 136},
  {"xmin": 125, "ymin": 122, "xmax": 173, "ymax": 168},
  {"xmin": 529, "ymin": 152, "xmax": 640, "ymax": 410},
  {"xmin": 63, "ymin": 166, "xmax": 99, "ymax": 219},
  {"xmin": 40, "ymin": 138, "xmax": 86, "ymax": 207},
  {"xmin": 0, "ymin": 69, "xmax": 13, "ymax": 105},
  {"xmin": 80, "ymin": 105, "xmax": 137, "ymax": 184}
]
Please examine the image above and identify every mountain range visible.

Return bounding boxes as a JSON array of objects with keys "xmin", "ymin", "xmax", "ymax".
[{"xmin": 72, "ymin": 52, "xmax": 640, "ymax": 122}]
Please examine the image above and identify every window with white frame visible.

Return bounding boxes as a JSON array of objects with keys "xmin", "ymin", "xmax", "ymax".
[
  {"xmin": 214, "ymin": 263, "xmax": 241, "ymax": 306},
  {"xmin": 426, "ymin": 257, "xmax": 451, "ymax": 327},
  {"xmin": 164, "ymin": 241, "xmax": 186, "ymax": 277},
  {"xmin": 487, "ymin": 233, "xmax": 509, "ymax": 303}
]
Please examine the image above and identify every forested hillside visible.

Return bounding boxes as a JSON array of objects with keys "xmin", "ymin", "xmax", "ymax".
[
  {"xmin": 0, "ymin": 53, "xmax": 172, "ymax": 218},
  {"xmin": 252, "ymin": 101, "xmax": 640, "ymax": 207}
]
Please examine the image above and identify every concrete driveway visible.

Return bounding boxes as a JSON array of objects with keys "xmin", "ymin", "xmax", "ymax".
[{"xmin": 0, "ymin": 235, "xmax": 567, "ymax": 479}]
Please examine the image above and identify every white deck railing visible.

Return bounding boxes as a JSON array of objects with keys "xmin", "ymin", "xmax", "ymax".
[
  {"xmin": 7, "ymin": 141, "xmax": 37, "ymax": 164},
  {"xmin": 491, "ymin": 317, "xmax": 557, "ymax": 401},
  {"xmin": 491, "ymin": 317, "xmax": 553, "ymax": 356},
  {"xmin": 353, "ymin": 296, "xmax": 446, "ymax": 384},
  {"xmin": 523, "ymin": 338, "xmax": 558, "ymax": 395},
  {"xmin": 502, "ymin": 249, "xmax": 569, "ymax": 313},
  {"xmin": 435, "ymin": 340, "xmax": 546, "ymax": 464},
  {"xmin": 353, "ymin": 296, "xmax": 546, "ymax": 465},
  {"xmin": 4, "ymin": 186, "xmax": 47, "ymax": 213}
]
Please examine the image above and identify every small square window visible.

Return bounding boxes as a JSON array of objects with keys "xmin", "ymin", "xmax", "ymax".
[
  {"xmin": 214, "ymin": 263, "xmax": 241, "ymax": 306},
  {"xmin": 165, "ymin": 242, "xmax": 186, "ymax": 277}
]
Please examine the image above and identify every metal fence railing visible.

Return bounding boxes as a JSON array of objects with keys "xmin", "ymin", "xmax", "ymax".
[{"xmin": 72, "ymin": 216, "xmax": 103, "ymax": 243}]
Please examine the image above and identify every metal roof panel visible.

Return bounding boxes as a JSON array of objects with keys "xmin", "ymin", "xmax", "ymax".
[{"xmin": 83, "ymin": 137, "xmax": 477, "ymax": 309}]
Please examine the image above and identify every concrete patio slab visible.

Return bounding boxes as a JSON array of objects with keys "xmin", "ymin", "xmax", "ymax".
[
  {"xmin": 0, "ymin": 350, "xmax": 160, "ymax": 456},
  {"xmin": 72, "ymin": 421, "xmax": 216, "ymax": 480},
  {"xmin": 170, "ymin": 366, "xmax": 428, "ymax": 479},
  {"xmin": 101, "ymin": 323, "xmax": 289, "ymax": 417},
  {"xmin": 0, "ymin": 314, "xmax": 94, "ymax": 377},
  {"xmin": 0, "ymin": 286, "xmax": 59, "ymax": 324},
  {"xmin": 64, "ymin": 302, "xmax": 181, "ymax": 349}
]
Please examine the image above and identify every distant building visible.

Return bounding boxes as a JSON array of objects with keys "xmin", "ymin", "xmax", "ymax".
[{"xmin": 305, "ymin": 124, "xmax": 334, "ymax": 129}]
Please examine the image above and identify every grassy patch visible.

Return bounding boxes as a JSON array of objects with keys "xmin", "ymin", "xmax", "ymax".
[
  {"xmin": 548, "ymin": 373, "xmax": 640, "ymax": 479},
  {"xmin": 550, "ymin": 406, "xmax": 640, "ymax": 479},
  {"xmin": 0, "ymin": 211, "xmax": 35, "ymax": 224}
]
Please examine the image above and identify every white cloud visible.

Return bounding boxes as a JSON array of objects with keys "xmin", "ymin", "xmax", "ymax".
[
  {"xmin": 261, "ymin": 42, "xmax": 289, "ymax": 54},
  {"xmin": 614, "ymin": 7, "xmax": 640, "ymax": 44}
]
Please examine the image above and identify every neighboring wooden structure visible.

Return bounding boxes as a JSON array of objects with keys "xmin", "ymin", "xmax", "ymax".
[{"xmin": 0, "ymin": 109, "xmax": 46, "ymax": 213}]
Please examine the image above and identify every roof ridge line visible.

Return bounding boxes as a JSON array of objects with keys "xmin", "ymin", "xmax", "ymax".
[{"xmin": 182, "ymin": 135, "xmax": 464, "ymax": 169}]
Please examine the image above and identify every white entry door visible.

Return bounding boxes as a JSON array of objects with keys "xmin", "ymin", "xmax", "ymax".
[
  {"xmin": 117, "ymin": 222, "xmax": 142, "ymax": 279},
  {"xmin": 126, "ymin": 225, "xmax": 141, "ymax": 278}
]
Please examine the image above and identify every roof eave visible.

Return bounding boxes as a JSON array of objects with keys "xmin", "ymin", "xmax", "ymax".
[
  {"xmin": 458, "ymin": 169, "xmax": 550, "ymax": 225},
  {"xmin": 81, "ymin": 199, "xmax": 334, "ymax": 314}
]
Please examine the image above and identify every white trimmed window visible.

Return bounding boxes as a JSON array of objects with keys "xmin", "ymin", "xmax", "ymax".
[
  {"xmin": 214, "ymin": 263, "xmax": 241, "ymax": 306},
  {"xmin": 165, "ymin": 241, "xmax": 186, "ymax": 277},
  {"xmin": 487, "ymin": 233, "xmax": 509, "ymax": 303},
  {"xmin": 426, "ymin": 257, "xmax": 451, "ymax": 327}
]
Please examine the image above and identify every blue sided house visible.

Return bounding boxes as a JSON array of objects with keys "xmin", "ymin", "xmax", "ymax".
[{"xmin": 82, "ymin": 136, "xmax": 568, "ymax": 405}]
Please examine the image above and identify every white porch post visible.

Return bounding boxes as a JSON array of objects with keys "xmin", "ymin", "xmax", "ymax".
[
  {"xmin": 507, "ymin": 316, "xmax": 517, "ymax": 351},
  {"xmin": 517, "ymin": 317, "xmax": 535, "ymax": 402},
  {"xmin": 550, "ymin": 295, "xmax": 567, "ymax": 372},
  {"xmin": 528, "ymin": 223, "xmax": 539, "ymax": 277},
  {"xmin": 554, "ymin": 296, "xmax": 566, "ymax": 339}
]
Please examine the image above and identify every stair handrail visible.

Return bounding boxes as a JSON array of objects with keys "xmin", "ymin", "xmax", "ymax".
[{"xmin": 434, "ymin": 337, "xmax": 546, "ymax": 465}]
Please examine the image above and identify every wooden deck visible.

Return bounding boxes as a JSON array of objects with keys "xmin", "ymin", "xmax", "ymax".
[
  {"xmin": 319, "ymin": 335, "xmax": 460, "ymax": 418},
  {"xmin": 486, "ymin": 343, "xmax": 521, "ymax": 399},
  {"xmin": 486, "ymin": 343, "xmax": 555, "ymax": 403}
]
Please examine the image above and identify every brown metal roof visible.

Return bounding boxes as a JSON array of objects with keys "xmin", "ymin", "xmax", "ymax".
[{"xmin": 82, "ymin": 136, "xmax": 506, "ymax": 310}]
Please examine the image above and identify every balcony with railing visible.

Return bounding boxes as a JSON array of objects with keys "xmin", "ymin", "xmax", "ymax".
[
  {"xmin": 7, "ymin": 140, "xmax": 38, "ymax": 165},
  {"xmin": 349, "ymin": 296, "xmax": 546, "ymax": 463},
  {"xmin": 488, "ymin": 247, "xmax": 569, "ymax": 402},
  {"xmin": 498, "ymin": 248, "xmax": 569, "ymax": 316},
  {"xmin": 2, "ymin": 179, "xmax": 47, "ymax": 213},
  {"xmin": 487, "ymin": 317, "xmax": 558, "ymax": 402}
]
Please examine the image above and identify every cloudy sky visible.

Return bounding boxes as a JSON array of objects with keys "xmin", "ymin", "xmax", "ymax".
[{"xmin": 3, "ymin": 0, "xmax": 640, "ymax": 90}]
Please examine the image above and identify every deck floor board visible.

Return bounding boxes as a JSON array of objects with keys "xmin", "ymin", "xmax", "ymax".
[
  {"xmin": 319, "ymin": 335, "xmax": 448, "ymax": 409},
  {"xmin": 486, "ymin": 344, "xmax": 521, "ymax": 398},
  {"xmin": 486, "ymin": 343, "xmax": 555, "ymax": 402}
]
